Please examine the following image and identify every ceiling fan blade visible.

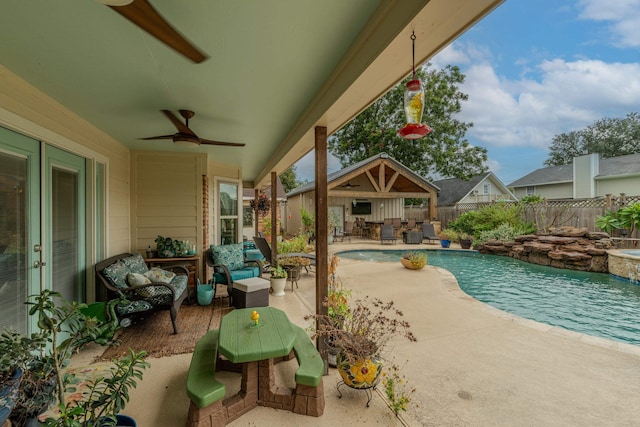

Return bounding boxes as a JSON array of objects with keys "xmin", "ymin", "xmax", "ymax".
[
  {"xmin": 139, "ymin": 134, "xmax": 174, "ymax": 140},
  {"xmin": 108, "ymin": 0, "xmax": 208, "ymax": 63},
  {"xmin": 161, "ymin": 110, "xmax": 196, "ymax": 136},
  {"xmin": 199, "ymin": 138, "xmax": 246, "ymax": 147}
]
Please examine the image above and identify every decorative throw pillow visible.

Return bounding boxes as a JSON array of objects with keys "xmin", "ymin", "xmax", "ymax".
[
  {"xmin": 210, "ymin": 243, "xmax": 244, "ymax": 271},
  {"xmin": 127, "ymin": 272, "xmax": 152, "ymax": 287},
  {"xmin": 144, "ymin": 267, "xmax": 176, "ymax": 284},
  {"xmin": 102, "ymin": 260, "xmax": 129, "ymax": 290},
  {"xmin": 121, "ymin": 254, "xmax": 149, "ymax": 275}
]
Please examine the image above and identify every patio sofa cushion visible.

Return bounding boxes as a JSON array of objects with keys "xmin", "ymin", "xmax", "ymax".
[
  {"xmin": 210, "ymin": 243, "xmax": 244, "ymax": 271},
  {"xmin": 144, "ymin": 267, "xmax": 176, "ymax": 284},
  {"xmin": 115, "ymin": 300, "xmax": 153, "ymax": 316},
  {"xmin": 102, "ymin": 260, "xmax": 130, "ymax": 290},
  {"xmin": 121, "ymin": 253, "xmax": 149, "ymax": 275},
  {"xmin": 127, "ymin": 272, "xmax": 152, "ymax": 287},
  {"xmin": 292, "ymin": 325, "xmax": 324, "ymax": 387},
  {"xmin": 187, "ymin": 329, "xmax": 226, "ymax": 408}
]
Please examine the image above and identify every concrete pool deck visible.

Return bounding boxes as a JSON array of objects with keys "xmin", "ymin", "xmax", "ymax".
[{"xmin": 89, "ymin": 240, "xmax": 640, "ymax": 426}]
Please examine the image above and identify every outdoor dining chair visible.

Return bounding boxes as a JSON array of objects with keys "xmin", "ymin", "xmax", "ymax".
[{"xmin": 380, "ymin": 224, "xmax": 397, "ymax": 244}]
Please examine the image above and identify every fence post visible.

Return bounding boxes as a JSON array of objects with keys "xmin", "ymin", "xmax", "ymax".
[
  {"xmin": 620, "ymin": 193, "xmax": 627, "ymax": 206},
  {"xmin": 605, "ymin": 194, "xmax": 612, "ymax": 209}
]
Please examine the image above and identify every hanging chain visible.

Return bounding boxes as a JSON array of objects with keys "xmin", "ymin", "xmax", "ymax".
[{"xmin": 410, "ymin": 31, "xmax": 416, "ymax": 79}]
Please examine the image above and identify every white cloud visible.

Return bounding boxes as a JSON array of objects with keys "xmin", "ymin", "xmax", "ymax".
[
  {"xmin": 450, "ymin": 49, "xmax": 640, "ymax": 150},
  {"xmin": 578, "ymin": 0, "xmax": 640, "ymax": 47}
]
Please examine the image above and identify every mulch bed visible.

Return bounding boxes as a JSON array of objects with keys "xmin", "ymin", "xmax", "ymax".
[{"xmin": 98, "ymin": 297, "xmax": 233, "ymax": 361}]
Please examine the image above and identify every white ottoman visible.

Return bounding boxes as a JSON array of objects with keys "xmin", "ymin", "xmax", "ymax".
[{"xmin": 232, "ymin": 277, "xmax": 270, "ymax": 308}]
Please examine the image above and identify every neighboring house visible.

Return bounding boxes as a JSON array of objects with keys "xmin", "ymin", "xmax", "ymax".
[
  {"xmin": 285, "ymin": 153, "xmax": 439, "ymax": 235},
  {"xmin": 509, "ymin": 153, "xmax": 640, "ymax": 200},
  {"xmin": 241, "ymin": 178, "xmax": 287, "ymax": 240},
  {"xmin": 433, "ymin": 172, "xmax": 517, "ymax": 207}
]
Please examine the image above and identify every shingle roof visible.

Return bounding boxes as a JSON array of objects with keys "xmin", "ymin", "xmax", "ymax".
[
  {"xmin": 508, "ymin": 164, "xmax": 573, "ymax": 187},
  {"xmin": 508, "ymin": 153, "xmax": 640, "ymax": 188},
  {"xmin": 433, "ymin": 173, "xmax": 489, "ymax": 206}
]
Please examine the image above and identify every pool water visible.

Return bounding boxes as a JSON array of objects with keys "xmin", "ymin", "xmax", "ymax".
[{"xmin": 337, "ymin": 249, "xmax": 640, "ymax": 346}]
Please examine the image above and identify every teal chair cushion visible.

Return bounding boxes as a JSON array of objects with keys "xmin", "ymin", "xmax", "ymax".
[
  {"xmin": 213, "ymin": 266, "xmax": 260, "ymax": 285},
  {"xmin": 210, "ymin": 243, "xmax": 244, "ymax": 271},
  {"xmin": 121, "ymin": 253, "xmax": 149, "ymax": 275}
]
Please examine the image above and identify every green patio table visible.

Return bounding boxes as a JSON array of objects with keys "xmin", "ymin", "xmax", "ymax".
[
  {"xmin": 218, "ymin": 307, "xmax": 297, "ymax": 363},
  {"xmin": 214, "ymin": 306, "xmax": 320, "ymax": 423}
]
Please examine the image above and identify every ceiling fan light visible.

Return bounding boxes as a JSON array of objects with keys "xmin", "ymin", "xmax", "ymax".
[
  {"xmin": 96, "ymin": 0, "xmax": 134, "ymax": 6},
  {"xmin": 173, "ymin": 139, "xmax": 199, "ymax": 147}
]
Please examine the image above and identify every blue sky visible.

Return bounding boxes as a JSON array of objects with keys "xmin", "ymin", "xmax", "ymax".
[{"xmin": 295, "ymin": 0, "xmax": 640, "ymax": 186}]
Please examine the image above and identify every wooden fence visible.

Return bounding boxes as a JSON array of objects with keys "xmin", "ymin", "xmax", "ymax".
[{"xmin": 405, "ymin": 194, "xmax": 640, "ymax": 237}]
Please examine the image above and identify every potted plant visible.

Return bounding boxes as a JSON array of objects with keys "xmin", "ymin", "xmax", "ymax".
[
  {"xmin": 438, "ymin": 228, "xmax": 458, "ymax": 248},
  {"xmin": 3, "ymin": 290, "xmax": 148, "ymax": 427},
  {"xmin": 269, "ymin": 265, "xmax": 288, "ymax": 296},
  {"xmin": 400, "ymin": 251, "xmax": 427, "ymax": 270},
  {"xmin": 0, "ymin": 330, "xmax": 47, "ymax": 426},
  {"xmin": 154, "ymin": 235, "xmax": 184, "ymax": 258},
  {"xmin": 278, "ymin": 256, "xmax": 311, "ymax": 283},
  {"xmin": 458, "ymin": 232, "xmax": 473, "ymax": 250},
  {"xmin": 308, "ymin": 296, "xmax": 416, "ymax": 390}
]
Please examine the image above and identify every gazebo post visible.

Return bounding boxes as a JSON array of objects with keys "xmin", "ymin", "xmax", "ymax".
[
  {"xmin": 270, "ymin": 171, "xmax": 278, "ymax": 265},
  {"xmin": 314, "ymin": 126, "xmax": 329, "ymax": 373},
  {"xmin": 254, "ymin": 188, "xmax": 259, "ymax": 238}
]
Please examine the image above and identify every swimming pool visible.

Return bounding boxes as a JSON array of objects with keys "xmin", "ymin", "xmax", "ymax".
[{"xmin": 337, "ymin": 249, "xmax": 640, "ymax": 346}]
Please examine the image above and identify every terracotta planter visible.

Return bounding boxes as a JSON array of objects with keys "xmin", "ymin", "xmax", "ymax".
[
  {"xmin": 337, "ymin": 354, "xmax": 383, "ymax": 389},
  {"xmin": 400, "ymin": 258, "xmax": 426, "ymax": 270}
]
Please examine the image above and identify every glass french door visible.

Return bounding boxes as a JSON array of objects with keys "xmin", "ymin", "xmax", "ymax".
[
  {"xmin": 0, "ymin": 128, "xmax": 86, "ymax": 334},
  {"xmin": 46, "ymin": 146, "xmax": 86, "ymax": 303},
  {"xmin": 0, "ymin": 127, "xmax": 40, "ymax": 335}
]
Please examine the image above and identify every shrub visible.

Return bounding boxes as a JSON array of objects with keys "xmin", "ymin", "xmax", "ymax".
[
  {"xmin": 449, "ymin": 202, "xmax": 535, "ymax": 238},
  {"xmin": 277, "ymin": 235, "xmax": 307, "ymax": 254},
  {"xmin": 477, "ymin": 222, "xmax": 532, "ymax": 243}
]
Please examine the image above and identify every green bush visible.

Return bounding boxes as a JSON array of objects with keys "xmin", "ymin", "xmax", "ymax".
[
  {"xmin": 477, "ymin": 223, "xmax": 532, "ymax": 244},
  {"xmin": 448, "ymin": 202, "xmax": 535, "ymax": 238},
  {"xmin": 277, "ymin": 234, "xmax": 307, "ymax": 254}
]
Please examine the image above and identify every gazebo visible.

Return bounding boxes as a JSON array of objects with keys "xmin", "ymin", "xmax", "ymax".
[{"xmin": 285, "ymin": 153, "xmax": 439, "ymax": 236}]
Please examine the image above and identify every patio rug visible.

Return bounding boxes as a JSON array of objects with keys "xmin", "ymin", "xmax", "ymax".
[{"xmin": 98, "ymin": 297, "xmax": 233, "ymax": 361}]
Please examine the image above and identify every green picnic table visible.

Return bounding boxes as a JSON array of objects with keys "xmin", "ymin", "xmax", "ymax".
[{"xmin": 218, "ymin": 307, "xmax": 297, "ymax": 364}]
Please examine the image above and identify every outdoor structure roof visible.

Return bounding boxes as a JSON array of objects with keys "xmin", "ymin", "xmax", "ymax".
[
  {"xmin": 242, "ymin": 177, "xmax": 286, "ymax": 201},
  {"xmin": 287, "ymin": 152, "xmax": 439, "ymax": 197}
]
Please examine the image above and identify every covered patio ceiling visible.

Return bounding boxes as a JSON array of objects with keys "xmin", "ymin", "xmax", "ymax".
[{"xmin": 0, "ymin": 0, "xmax": 503, "ymax": 188}]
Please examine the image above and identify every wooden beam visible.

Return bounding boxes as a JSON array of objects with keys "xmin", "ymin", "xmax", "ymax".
[
  {"xmin": 365, "ymin": 170, "xmax": 381, "ymax": 192},
  {"xmin": 379, "ymin": 163, "xmax": 385, "ymax": 191},
  {"xmin": 254, "ymin": 188, "xmax": 259, "ymax": 238},
  {"xmin": 314, "ymin": 126, "xmax": 328, "ymax": 369},
  {"xmin": 384, "ymin": 171, "xmax": 400, "ymax": 192}
]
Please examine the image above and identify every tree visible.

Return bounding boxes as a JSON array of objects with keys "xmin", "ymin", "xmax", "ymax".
[
  {"xmin": 279, "ymin": 166, "xmax": 301, "ymax": 193},
  {"xmin": 545, "ymin": 112, "xmax": 640, "ymax": 166},
  {"xmin": 328, "ymin": 64, "xmax": 487, "ymax": 180}
]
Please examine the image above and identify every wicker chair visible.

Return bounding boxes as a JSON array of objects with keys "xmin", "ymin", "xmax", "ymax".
[
  {"xmin": 380, "ymin": 224, "xmax": 397, "ymax": 244},
  {"xmin": 204, "ymin": 243, "xmax": 262, "ymax": 307}
]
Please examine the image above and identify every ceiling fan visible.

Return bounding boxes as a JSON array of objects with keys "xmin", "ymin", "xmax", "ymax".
[
  {"xmin": 101, "ymin": 0, "xmax": 208, "ymax": 63},
  {"xmin": 140, "ymin": 110, "xmax": 245, "ymax": 147},
  {"xmin": 340, "ymin": 182, "xmax": 360, "ymax": 189}
]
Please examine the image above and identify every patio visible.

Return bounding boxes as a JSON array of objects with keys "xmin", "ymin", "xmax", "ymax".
[{"xmin": 73, "ymin": 239, "xmax": 640, "ymax": 426}]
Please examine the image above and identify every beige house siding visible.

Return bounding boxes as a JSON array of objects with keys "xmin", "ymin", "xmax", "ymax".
[
  {"xmin": 0, "ymin": 65, "xmax": 131, "ymax": 256},
  {"xmin": 512, "ymin": 182, "xmax": 573, "ymax": 200},
  {"xmin": 597, "ymin": 175, "xmax": 640, "ymax": 197},
  {"xmin": 130, "ymin": 152, "xmax": 206, "ymax": 257}
]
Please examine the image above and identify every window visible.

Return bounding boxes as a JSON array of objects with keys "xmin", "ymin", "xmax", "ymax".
[
  {"xmin": 218, "ymin": 181, "xmax": 240, "ymax": 245},
  {"xmin": 483, "ymin": 183, "xmax": 490, "ymax": 194},
  {"xmin": 243, "ymin": 206, "xmax": 254, "ymax": 227},
  {"xmin": 526, "ymin": 186, "xmax": 535, "ymax": 195}
]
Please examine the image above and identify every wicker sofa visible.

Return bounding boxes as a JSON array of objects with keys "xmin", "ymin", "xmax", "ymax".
[{"xmin": 95, "ymin": 253, "xmax": 189, "ymax": 334}]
